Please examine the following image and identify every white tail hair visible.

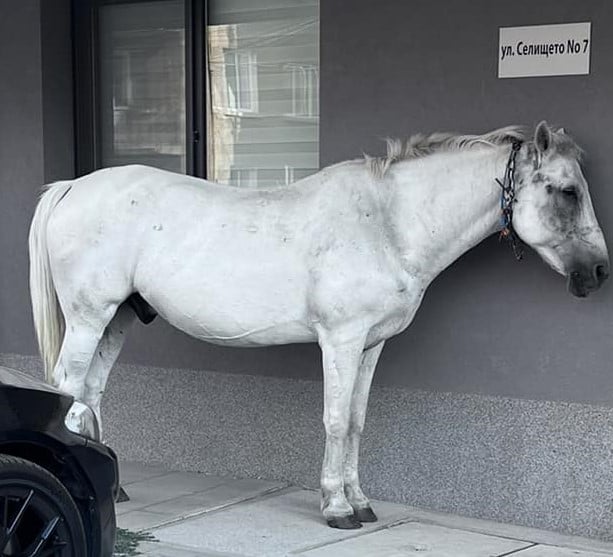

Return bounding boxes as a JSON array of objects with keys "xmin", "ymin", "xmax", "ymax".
[{"xmin": 29, "ymin": 181, "xmax": 72, "ymax": 383}]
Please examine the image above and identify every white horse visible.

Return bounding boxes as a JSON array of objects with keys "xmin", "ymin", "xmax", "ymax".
[{"xmin": 29, "ymin": 121, "xmax": 608, "ymax": 529}]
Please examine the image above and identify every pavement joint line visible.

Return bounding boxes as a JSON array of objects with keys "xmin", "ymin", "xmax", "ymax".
[
  {"xmin": 119, "ymin": 476, "xmax": 273, "ymax": 515},
  {"xmin": 289, "ymin": 516, "xmax": 419, "ymax": 555},
  {"xmin": 382, "ymin": 508, "xmax": 613, "ymax": 555},
  {"xmin": 390, "ymin": 513, "xmax": 613, "ymax": 555},
  {"xmin": 121, "ymin": 470, "xmax": 175, "ymax": 486},
  {"xmin": 139, "ymin": 540, "xmax": 246, "ymax": 557},
  {"xmin": 136, "ymin": 483, "xmax": 295, "ymax": 533},
  {"xmin": 495, "ymin": 543, "xmax": 539, "ymax": 557},
  {"xmin": 130, "ymin": 478, "xmax": 230, "ymax": 511},
  {"xmin": 392, "ymin": 514, "xmax": 536, "ymax": 545}
]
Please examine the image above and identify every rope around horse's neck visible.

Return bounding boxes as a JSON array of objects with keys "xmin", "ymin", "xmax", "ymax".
[{"xmin": 495, "ymin": 140, "xmax": 524, "ymax": 260}]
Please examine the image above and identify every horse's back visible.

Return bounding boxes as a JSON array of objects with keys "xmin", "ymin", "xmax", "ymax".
[
  {"xmin": 45, "ymin": 163, "xmax": 407, "ymax": 346},
  {"xmin": 45, "ymin": 165, "xmax": 321, "ymax": 344}
]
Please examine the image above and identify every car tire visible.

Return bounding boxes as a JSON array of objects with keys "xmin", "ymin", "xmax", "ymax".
[{"xmin": 0, "ymin": 454, "xmax": 88, "ymax": 556}]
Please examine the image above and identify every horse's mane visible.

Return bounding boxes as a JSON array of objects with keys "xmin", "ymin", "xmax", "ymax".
[{"xmin": 364, "ymin": 126, "xmax": 528, "ymax": 178}]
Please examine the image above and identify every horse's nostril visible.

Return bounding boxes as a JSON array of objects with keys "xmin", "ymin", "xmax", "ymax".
[{"xmin": 594, "ymin": 263, "xmax": 610, "ymax": 282}]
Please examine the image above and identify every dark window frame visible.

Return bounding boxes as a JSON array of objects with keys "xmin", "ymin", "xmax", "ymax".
[{"xmin": 72, "ymin": 0, "xmax": 208, "ymax": 178}]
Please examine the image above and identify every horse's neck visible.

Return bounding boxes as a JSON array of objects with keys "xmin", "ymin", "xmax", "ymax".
[{"xmin": 389, "ymin": 147, "xmax": 508, "ymax": 282}]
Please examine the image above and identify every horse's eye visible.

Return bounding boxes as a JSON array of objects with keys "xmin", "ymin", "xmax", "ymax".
[
  {"xmin": 545, "ymin": 185, "xmax": 553, "ymax": 194},
  {"xmin": 562, "ymin": 186, "xmax": 578, "ymax": 199}
]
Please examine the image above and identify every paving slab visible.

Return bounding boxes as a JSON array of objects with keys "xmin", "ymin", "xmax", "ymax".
[
  {"xmin": 118, "ymin": 509, "xmax": 178, "ymax": 531},
  {"xmin": 116, "ymin": 474, "xmax": 228, "ymax": 517},
  {"xmin": 511, "ymin": 545, "xmax": 613, "ymax": 557},
  {"xmin": 124, "ymin": 472, "xmax": 228, "ymax": 499},
  {"xmin": 117, "ymin": 473, "xmax": 286, "ymax": 531},
  {"xmin": 143, "ymin": 477, "xmax": 286, "ymax": 516},
  {"xmin": 119, "ymin": 461, "xmax": 173, "ymax": 485},
  {"xmin": 388, "ymin": 507, "xmax": 613, "ymax": 555},
  {"xmin": 152, "ymin": 488, "xmax": 415, "ymax": 556},
  {"xmin": 298, "ymin": 521, "xmax": 533, "ymax": 556},
  {"xmin": 115, "ymin": 463, "xmax": 613, "ymax": 557}
]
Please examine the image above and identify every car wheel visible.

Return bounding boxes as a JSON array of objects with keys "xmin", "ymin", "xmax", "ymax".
[{"xmin": 0, "ymin": 455, "xmax": 87, "ymax": 556}]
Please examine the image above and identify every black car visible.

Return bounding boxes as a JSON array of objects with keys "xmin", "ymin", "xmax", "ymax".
[{"xmin": 0, "ymin": 366, "xmax": 118, "ymax": 557}]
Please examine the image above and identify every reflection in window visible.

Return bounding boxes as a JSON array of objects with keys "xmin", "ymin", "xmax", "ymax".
[
  {"xmin": 223, "ymin": 50, "xmax": 259, "ymax": 113},
  {"xmin": 288, "ymin": 64, "xmax": 318, "ymax": 117},
  {"xmin": 207, "ymin": 0, "xmax": 319, "ymax": 188},
  {"xmin": 112, "ymin": 52, "xmax": 132, "ymax": 109},
  {"xmin": 99, "ymin": 1, "xmax": 186, "ymax": 173}
]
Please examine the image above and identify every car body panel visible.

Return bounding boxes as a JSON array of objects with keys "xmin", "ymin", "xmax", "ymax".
[{"xmin": 0, "ymin": 366, "xmax": 118, "ymax": 557}]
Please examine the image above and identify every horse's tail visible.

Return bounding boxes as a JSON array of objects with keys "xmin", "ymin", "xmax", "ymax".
[{"xmin": 29, "ymin": 181, "xmax": 72, "ymax": 383}]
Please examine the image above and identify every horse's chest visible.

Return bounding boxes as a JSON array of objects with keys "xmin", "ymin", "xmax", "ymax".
[
  {"xmin": 311, "ymin": 253, "xmax": 424, "ymax": 342},
  {"xmin": 371, "ymin": 281, "xmax": 424, "ymax": 338}
]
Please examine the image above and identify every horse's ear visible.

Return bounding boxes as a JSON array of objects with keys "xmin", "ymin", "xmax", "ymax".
[{"xmin": 534, "ymin": 121, "xmax": 552, "ymax": 154}]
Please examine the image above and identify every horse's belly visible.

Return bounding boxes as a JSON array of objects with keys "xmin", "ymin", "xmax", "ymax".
[
  {"xmin": 171, "ymin": 316, "xmax": 316, "ymax": 347},
  {"xmin": 135, "ymin": 245, "xmax": 315, "ymax": 347},
  {"xmin": 155, "ymin": 295, "xmax": 316, "ymax": 347}
]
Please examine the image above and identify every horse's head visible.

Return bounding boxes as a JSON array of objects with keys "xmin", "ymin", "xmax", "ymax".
[{"xmin": 513, "ymin": 121, "xmax": 609, "ymax": 297}]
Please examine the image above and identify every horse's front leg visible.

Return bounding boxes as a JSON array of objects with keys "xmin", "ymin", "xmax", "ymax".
[
  {"xmin": 343, "ymin": 340, "xmax": 385, "ymax": 522},
  {"xmin": 317, "ymin": 327, "xmax": 366, "ymax": 529}
]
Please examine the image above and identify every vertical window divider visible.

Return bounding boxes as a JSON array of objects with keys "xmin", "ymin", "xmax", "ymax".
[{"xmin": 186, "ymin": 0, "xmax": 207, "ymax": 178}]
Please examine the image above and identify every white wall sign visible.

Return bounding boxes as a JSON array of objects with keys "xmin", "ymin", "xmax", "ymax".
[{"xmin": 498, "ymin": 22, "xmax": 591, "ymax": 78}]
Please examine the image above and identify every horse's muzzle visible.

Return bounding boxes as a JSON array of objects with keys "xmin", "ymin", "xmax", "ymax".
[{"xmin": 568, "ymin": 260, "xmax": 610, "ymax": 297}]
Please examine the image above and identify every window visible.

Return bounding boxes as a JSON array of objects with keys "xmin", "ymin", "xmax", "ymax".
[
  {"xmin": 98, "ymin": 1, "xmax": 187, "ymax": 173},
  {"xmin": 207, "ymin": 0, "xmax": 320, "ymax": 187},
  {"xmin": 74, "ymin": 0, "xmax": 319, "ymax": 186}
]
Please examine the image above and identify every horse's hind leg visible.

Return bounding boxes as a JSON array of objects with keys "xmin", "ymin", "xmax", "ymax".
[
  {"xmin": 52, "ymin": 304, "xmax": 119, "ymax": 401},
  {"xmin": 83, "ymin": 303, "xmax": 137, "ymax": 434},
  {"xmin": 343, "ymin": 341, "xmax": 385, "ymax": 523}
]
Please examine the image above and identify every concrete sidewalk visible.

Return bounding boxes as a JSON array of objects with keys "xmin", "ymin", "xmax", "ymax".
[{"xmin": 116, "ymin": 461, "xmax": 613, "ymax": 557}]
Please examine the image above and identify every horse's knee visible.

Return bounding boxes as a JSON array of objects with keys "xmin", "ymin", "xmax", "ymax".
[
  {"xmin": 323, "ymin": 412, "xmax": 350, "ymax": 439},
  {"xmin": 349, "ymin": 405, "xmax": 368, "ymax": 430}
]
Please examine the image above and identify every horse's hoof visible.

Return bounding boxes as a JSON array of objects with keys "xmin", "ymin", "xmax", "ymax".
[
  {"xmin": 353, "ymin": 506, "xmax": 378, "ymax": 523},
  {"xmin": 326, "ymin": 514, "xmax": 362, "ymax": 529}
]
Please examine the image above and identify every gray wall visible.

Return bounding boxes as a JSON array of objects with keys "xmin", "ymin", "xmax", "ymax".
[
  {"xmin": 1, "ymin": 1, "xmax": 612, "ymax": 401},
  {"xmin": 318, "ymin": 0, "xmax": 613, "ymax": 404},
  {"xmin": 119, "ymin": 0, "xmax": 613, "ymax": 405},
  {"xmin": 2, "ymin": 0, "xmax": 613, "ymax": 404},
  {"xmin": 0, "ymin": 0, "xmax": 45, "ymax": 356},
  {"xmin": 3, "ymin": 0, "xmax": 613, "ymax": 540},
  {"xmin": 0, "ymin": 0, "xmax": 74, "ymax": 356}
]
